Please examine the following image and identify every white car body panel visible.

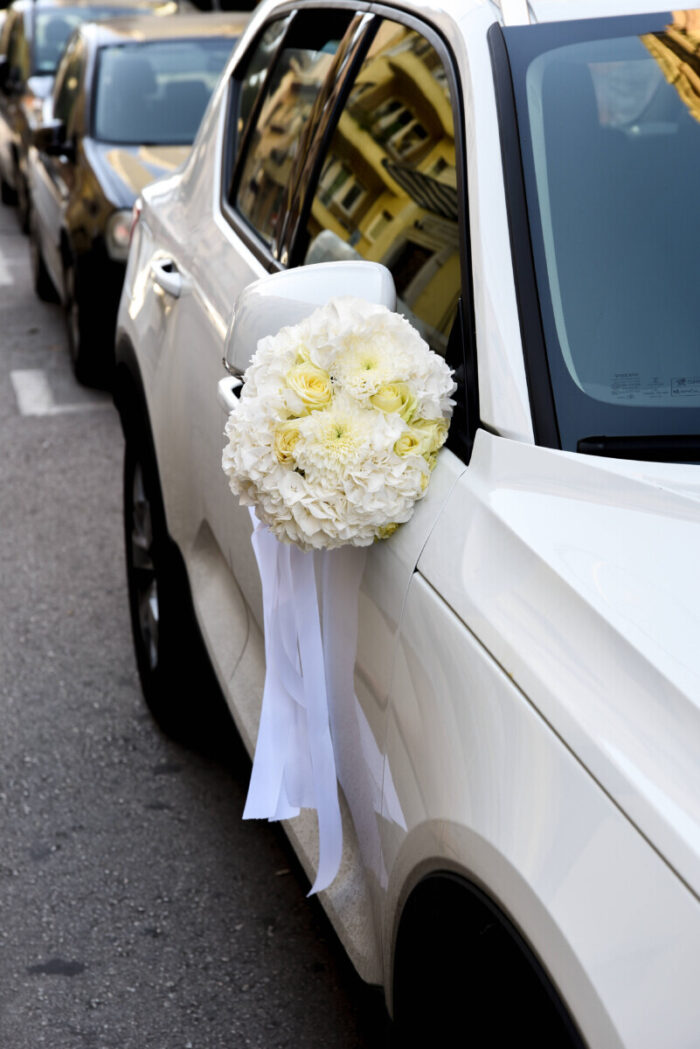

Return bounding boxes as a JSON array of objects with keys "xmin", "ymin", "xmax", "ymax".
[
  {"xmin": 117, "ymin": 0, "xmax": 700, "ymax": 1040},
  {"xmin": 418, "ymin": 432, "xmax": 700, "ymax": 897},
  {"xmin": 387, "ymin": 571, "xmax": 700, "ymax": 1048}
]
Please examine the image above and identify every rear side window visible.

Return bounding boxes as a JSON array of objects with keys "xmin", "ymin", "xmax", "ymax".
[
  {"xmin": 233, "ymin": 10, "xmax": 355, "ymax": 248},
  {"xmin": 233, "ymin": 15, "xmax": 291, "ymax": 158},
  {"xmin": 301, "ymin": 21, "xmax": 461, "ymax": 357}
]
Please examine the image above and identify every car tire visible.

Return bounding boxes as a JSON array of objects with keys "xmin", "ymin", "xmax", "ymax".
[
  {"xmin": 392, "ymin": 876, "xmax": 585, "ymax": 1048},
  {"xmin": 29, "ymin": 206, "xmax": 59, "ymax": 303},
  {"xmin": 15, "ymin": 163, "xmax": 29, "ymax": 233},
  {"xmin": 123, "ymin": 419, "xmax": 230, "ymax": 747},
  {"xmin": 0, "ymin": 174, "xmax": 16, "ymax": 206},
  {"xmin": 63, "ymin": 257, "xmax": 106, "ymax": 387}
]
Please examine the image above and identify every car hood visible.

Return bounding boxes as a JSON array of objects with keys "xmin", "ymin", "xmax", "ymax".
[
  {"xmin": 418, "ymin": 431, "xmax": 700, "ymax": 897},
  {"xmin": 84, "ymin": 140, "xmax": 190, "ymax": 206}
]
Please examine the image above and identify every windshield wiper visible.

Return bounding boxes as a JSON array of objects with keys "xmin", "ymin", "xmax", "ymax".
[{"xmin": 577, "ymin": 434, "xmax": 700, "ymax": 462}]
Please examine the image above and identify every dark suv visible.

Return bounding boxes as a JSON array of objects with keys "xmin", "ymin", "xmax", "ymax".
[{"xmin": 0, "ymin": 0, "xmax": 191, "ymax": 227}]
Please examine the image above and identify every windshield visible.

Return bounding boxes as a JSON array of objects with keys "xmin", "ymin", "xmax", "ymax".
[
  {"xmin": 503, "ymin": 10, "xmax": 700, "ymax": 452},
  {"xmin": 93, "ymin": 38, "xmax": 232, "ymax": 145},
  {"xmin": 34, "ymin": 7, "xmax": 142, "ymax": 74}
]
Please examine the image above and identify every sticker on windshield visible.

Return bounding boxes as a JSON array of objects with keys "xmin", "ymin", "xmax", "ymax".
[
  {"xmin": 605, "ymin": 373, "xmax": 671, "ymax": 402},
  {"xmin": 671, "ymin": 377, "xmax": 700, "ymax": 397},
  {"xmin": 610, "ymin": 372, "xmax": 641, "ymax": 400}
]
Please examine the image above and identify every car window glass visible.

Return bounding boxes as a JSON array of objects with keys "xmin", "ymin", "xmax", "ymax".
[
  {"xmin": 94, "ymin": 39, "xmax": 233, "ymax": 146},
  {"xmin": 53, "ymin": 42, "xmax": 82, "ymax": 133},
  {"xmin": 302, "ymin": 21, "xmax": 460, "ymax": 356},
  {"xmin": 234, "ymin": 15, "xmax": 291, "ymax": 152},
  {"xmin": 234, "ymin": 10, "xmax": 355, "ymax": 248},
  {"xmin": 34, "ymin": 7, "xmax": 150, "ymax": 75}
]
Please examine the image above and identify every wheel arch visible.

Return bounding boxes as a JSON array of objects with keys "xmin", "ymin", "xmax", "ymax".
[{"xmin": 389, "ymin": 865, "xmax": 588, "ymax": 1046}]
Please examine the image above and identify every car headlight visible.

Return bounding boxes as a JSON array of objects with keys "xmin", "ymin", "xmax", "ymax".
[{"xmin": 105, "ymin": 209, "xmax": 133, "ymax": 262}]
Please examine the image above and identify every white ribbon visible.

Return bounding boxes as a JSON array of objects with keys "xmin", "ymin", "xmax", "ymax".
[{"xmin": 244, "ymin": 510, "xmax": 343, "ymax": 895}]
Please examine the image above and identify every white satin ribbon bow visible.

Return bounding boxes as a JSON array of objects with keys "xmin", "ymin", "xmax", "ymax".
[{"xmin": 244, "ymin": 510, "xmax": 343, "ymax": 895}]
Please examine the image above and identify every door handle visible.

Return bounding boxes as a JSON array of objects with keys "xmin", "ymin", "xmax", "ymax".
[
  {"xmin": 217, "ymin": 375, "xmax": 243, "ymax": 414},
  {"xmin": 151, "ymin": 258, "xmax": 182, "ymax": 298}
]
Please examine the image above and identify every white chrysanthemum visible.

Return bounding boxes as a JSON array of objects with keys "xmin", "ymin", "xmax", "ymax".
[{"xmin": 221, "ymin": 296, "xmax": 454, "ymax": 550}]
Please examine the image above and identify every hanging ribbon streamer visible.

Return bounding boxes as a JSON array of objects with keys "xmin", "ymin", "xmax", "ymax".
[{"xmin": 243, "ymin": 509, "xmax": 344, "ymax": 895}]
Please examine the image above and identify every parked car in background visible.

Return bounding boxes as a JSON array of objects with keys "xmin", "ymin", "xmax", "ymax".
[
  {"xmin": 27, "ymin": 12, "xmax": 246, "ymax": 384},
  {"xmin": 0, "ymin": 0, "xmax": 188, "ymax": 228},
  {"xmin": 116, "ymin": 0, "xmax": 700, "ymax": 1044}
]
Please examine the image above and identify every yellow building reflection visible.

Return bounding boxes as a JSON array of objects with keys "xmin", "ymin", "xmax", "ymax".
[
  {"xmin": 642, "ymin": 10, "xmax": 700, "ymax": 123},
  {"xmin": 238, "ymin": 22, "xmax": 460, "ymax": 356},
  {"xmin": 306, "ymin": 24, "xmax": 459, "ymax": 354}
]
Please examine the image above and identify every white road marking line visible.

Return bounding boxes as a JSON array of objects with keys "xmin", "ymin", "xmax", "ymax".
[
  {"xmin": 10, "ymin": 369, "xmax": 110, "ymax": 416},
  {"xmin": 0, "ymin": 237, "xmax": 27, "ymax": 285},
  {"xmin": 0, "ymin": 254, "xmax": 16, "ymax": 286}
]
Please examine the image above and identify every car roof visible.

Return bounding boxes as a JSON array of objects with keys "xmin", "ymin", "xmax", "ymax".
[
  {"xmin": 502, "ymin": 0, "xmax": 677, "ymax": 24},
  {"xmin": 79, "ymin": 10, "xmax": 249, "ymax": 45},
  {"xmin": 252, "ymin": 0, "xmax": 674, "ymax": 27},
  {"xmin": 8, "ymin": 0, "xmax": 187, "ymax": 15}
]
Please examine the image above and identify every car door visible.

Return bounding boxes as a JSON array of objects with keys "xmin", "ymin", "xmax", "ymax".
[
  {"xmin": 151, "ymin": 8, "xmax": 371, "ymax": 688},
  {"xmin": 283, "ymin": 13, "xmax": 474, "ymax": 887},
  {"xmin": 30, "ymin": 36, "xmax": 84, "ymax": 292},
  {"xmin": 162, "ymin": 4, "xmax": 473, "ymax": 896}
]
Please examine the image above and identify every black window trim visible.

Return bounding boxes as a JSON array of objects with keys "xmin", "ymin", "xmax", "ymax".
[
  {"xmin": 220, "ymin": 0, "xmax": 373, "ymax": 275},
  {"xmin": 487, "ymin": 23, "xmax": 560, "ymax": 450},
  {"xmin": 276, "ymin": 9, "xmax": 377, "ymax": 265}
]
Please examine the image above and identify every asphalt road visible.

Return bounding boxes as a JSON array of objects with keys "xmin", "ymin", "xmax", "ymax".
[{"xmin": 0, "ymin": 205, "xmax": 390, "ymax": 1048}]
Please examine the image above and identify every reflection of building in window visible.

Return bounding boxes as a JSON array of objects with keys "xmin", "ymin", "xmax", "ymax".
[
  {"xmin": 371, "ymin": 98, "xmax": 428, "ymax": 159},
  {"xmin": 642, "ymin": 13, "xmax": 700, "ymax": 124},
  {"xmin": 318, "ymin": 158, "xmax": 367, "ymax": 217},
  {"xmin": 307, "ymin": 24, "xmax": 460, "ymax": 354},
  {"xmin": 237, "ymin": 49, "xmax": 335, "ymax": 242}
]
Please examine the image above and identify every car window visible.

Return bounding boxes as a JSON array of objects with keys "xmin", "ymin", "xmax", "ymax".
[
  {"xmin": 94, "ymin": 38, "xmax": 233, "ymax": 146},
  {"xmin": 233, "ymin": 9, "xmax": 355, "ymax": 249},
  {"xmin": 34, "ymin": 6, "xmax": 152, "ymax": 75},
  {"xmin": 503, "ymin": 10, "xmax": 700, "ymax": 451},
  {"xmin": 53, "ymin": 39, "xmax": 82, "ymax": 134},
  {"xmin": 233, "ymin": 14, "xmax": 290, "ymax": 158},
  {"xmin": 300, "ymin": 20, "xmax": 461, "ymax": 357}
]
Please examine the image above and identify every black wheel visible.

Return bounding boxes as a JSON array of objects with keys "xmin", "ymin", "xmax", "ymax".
[
  {"xmin": 15, "ymin": 162, "xmax": 29, "ymax": 233},
  {"xmin": 29, "ymin": 206, "xmax": 59, "ymax": 303},
  {"xmin": 392, "ymin": 876, "xmax": 585, "ymax": 1048},
  {"xmin": 63, "ymin": 257, "xmax": 108, "ymax": 387},
  {"xmin": 0, "ymin": 174, "xmax": 16, "ymax": 206},
  {"xmin": 123, "ymin": 422, "xmax": 229, "ymax": 745}
]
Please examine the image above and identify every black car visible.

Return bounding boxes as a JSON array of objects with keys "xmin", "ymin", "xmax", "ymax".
[
  {"xmin": 0, "ymin": 0, "xmax": 192, "ymax": 228},
  {"xmin": 27, "ymin": 12, "xmax": 247, "ymax": 384}
]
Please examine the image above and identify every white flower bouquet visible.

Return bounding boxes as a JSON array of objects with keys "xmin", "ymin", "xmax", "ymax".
[{"xmin": 222, "ymin": 297, "xmax": 455, "ymax": 551}]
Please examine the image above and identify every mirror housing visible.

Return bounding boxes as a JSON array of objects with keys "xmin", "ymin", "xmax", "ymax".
[
  {"xmin": 31, "ymin": 119, "xmax": 68, "ymax": 156},
  {"xmin": 224, "ymin": 261, "xmax": 396, "ymax": 376}
]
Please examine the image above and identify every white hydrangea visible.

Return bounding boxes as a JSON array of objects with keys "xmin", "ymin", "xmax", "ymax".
[{"xmin": 222, "ymin": 297, "xmax": 455, "ymax": 551}]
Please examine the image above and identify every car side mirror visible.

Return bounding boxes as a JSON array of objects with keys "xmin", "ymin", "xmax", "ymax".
[
  {"xmin": 31, "ymin": 118, "xmax": 69, "ymax": 156},
  {"xmin": 223, "ymin": 261, "xmax": 396, "ymax": 377}
]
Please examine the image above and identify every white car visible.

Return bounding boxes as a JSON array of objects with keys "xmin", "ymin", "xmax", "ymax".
[{"xmin": 115, "ymin": 0, "xmax": 700, "ymax": 1043}]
